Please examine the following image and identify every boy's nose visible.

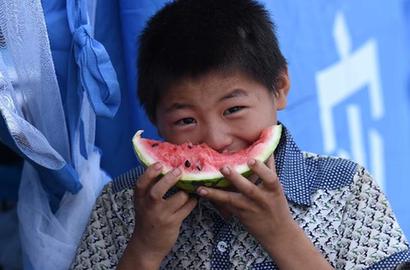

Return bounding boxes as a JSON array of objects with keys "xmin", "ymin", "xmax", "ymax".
[{"xmin": 202, "ymin": 126, "xmax": 232, "ymax": 153}]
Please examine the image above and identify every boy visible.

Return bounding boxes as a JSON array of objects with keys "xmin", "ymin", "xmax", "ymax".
[{"xmin": 71, "ymin": 0, "xmax": 410, "ymax": 269}]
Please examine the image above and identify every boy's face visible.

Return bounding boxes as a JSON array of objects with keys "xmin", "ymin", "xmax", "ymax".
[{"xmin": 156, "ymin": 70, "xmax": 290, "ymax": 153}]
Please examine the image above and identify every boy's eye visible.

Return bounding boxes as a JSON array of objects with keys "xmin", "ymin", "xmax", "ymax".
[
  {"xmin": 223, "ymin": 106, "xmax": 244, "ymax": 116},
  {"xmin": 175, "ymin": 117, "xmax": 196, "ymax": 126}
]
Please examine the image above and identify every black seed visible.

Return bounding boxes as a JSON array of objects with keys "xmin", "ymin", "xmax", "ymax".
[
  {"xmin": 184, "ymin": 160, "xmax": 191, "ymax": 168},
  {"xmin": 151, "ymin": 143, "xmax": 159, "ymax": 147},
  {"xmin": 196, "ymin": 165, "xmax": 202, "ymax": 171}
]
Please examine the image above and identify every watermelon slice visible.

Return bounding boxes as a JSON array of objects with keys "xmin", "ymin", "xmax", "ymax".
[{"xmin": 132, "ymin": 124, "xmax": 282, "ymax": 192}]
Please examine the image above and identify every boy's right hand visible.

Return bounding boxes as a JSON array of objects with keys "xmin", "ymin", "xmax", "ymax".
[{"xmin": 123, "ymin": 163, "xmax": 198, "ymax": 268}]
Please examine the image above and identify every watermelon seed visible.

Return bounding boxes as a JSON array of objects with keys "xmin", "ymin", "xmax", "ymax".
[
  {"xmin": 196, "ymin": 165, "xmax": 202, "ymax": 171},
  {"xmin": 184, "ymin": 160, "xmax": 191, "ymax": 168},
  {"xmin": 151, "ymin": 143, "xmax": 159, "ymax": 147}
]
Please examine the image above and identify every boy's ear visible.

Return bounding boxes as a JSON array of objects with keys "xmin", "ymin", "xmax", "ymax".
[{"xmin": 273, "ymin": 69, "xmax": 290, "ymax": 110}]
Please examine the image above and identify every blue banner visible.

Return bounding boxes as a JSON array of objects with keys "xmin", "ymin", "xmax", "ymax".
[{"xmin": 270, "ymin": 1, "xmax": 410, "ymax": 237}]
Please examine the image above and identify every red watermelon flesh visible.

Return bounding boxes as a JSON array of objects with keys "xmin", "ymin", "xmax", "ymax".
[{"xmin": 132, "ymin": 124, "xmax": 282, "ymax": 191}]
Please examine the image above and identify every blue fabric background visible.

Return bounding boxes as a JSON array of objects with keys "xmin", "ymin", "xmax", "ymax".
[
  {"xmin": 272, "ymin": 0, "xmax": 410, "ymax": 238},
  {"xmin": 1, "ymin": 1, "xmax": 409, "ymax": 269}
]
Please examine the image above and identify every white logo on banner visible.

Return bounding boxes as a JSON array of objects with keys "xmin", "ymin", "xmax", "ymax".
[{"xmin": 315, "ymin": 12, "xmax": 385, "ymax": 189}]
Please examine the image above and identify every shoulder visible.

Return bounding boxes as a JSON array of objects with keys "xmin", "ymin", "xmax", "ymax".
[
  {"xmin": 93, "ymin": 180, "xmax": 135, "ymax": 223},
  {"xmin": 303, "ymin": 152, "xmax": 383, "ymax": 200},
  {"xmin": 303, "ymin": 151, "xmax": 359, "ymax": 190},
  {"xmin": 300, "ymin": 152, "xmax": 410, "ymax": 269},
  {"xmin": 70, "ymin": 180, "xmax": 135, "ymax": 269}
]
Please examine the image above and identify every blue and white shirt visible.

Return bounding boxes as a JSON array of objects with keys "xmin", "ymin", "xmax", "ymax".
[{"xmin": 71, "ymin": 126, "xmax": 410, "ymax": 269}]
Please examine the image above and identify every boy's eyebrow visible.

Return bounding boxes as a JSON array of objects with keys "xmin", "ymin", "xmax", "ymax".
[
  {"xmin": 219, "ymin": 89, "xmax": 248, "ymax": 101},
  {"xmin": 165, "ymin": 102, "xmax": 194, "ymax": 112},
  {"xmin": 165, "ymin": 89, "xmax": 248, "ymax": 112}
]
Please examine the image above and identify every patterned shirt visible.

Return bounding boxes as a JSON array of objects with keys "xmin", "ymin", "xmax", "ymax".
[{"xmin": 71, "ymin": 127, "xmax": 410, "ymax": 269}]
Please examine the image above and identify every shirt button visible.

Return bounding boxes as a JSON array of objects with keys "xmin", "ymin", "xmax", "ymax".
[{"xmin": 217, "ymin": 241, "xmax": 227, "ymax": 253}]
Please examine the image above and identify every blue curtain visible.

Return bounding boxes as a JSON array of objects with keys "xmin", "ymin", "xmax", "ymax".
[
  {"xmin": 117, "ymin": 0, "xmax": 164, "ymax": 140},
  {"xmin": 0, "ymin": 0, "xmax": 119, "ymax": 268}
]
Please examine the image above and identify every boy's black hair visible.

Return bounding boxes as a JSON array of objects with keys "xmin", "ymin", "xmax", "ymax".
[{"xmin": 137, "ymin": 0, "xmax": 287, "ymax": 123}]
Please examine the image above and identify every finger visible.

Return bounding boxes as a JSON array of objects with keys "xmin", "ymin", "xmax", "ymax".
[
  {"xmin": 247, "ymin": 173, "xmax": 260, "ymax": 185},
  {"xmin": 135, "ymin": 163, "xmax": 163, "ymax": 197},
  {"xmin": 248, "ymin": 158, "xmax": 279, "ymax": 191},
  {"xmin": 247, "ymin": 172, "xmax": 263, "ymax": 186},
  {"xmin": 196, "ymin": 187, "xmax": 249, "ymax": 210},
  {"xmin": 166, "ymin": 191, "xmax": 191, "ymax": 213},
  {"xmin": 266, "ymin": 156, "xmax": 282, "ymax": 192},
  {"xmin": 173, "ymin": 197, "xmax": 198, "ymax": 221},
  {"xmin": 220, "ymin": 165, "xmax": 263, "ymax": 201},
  {"xmin": 149, "ymin": 168, "xmax": 182, "ymax": 200},
  {"xmin": 266, "ymin": 155, "xmax": 275, "ymax": 170}
]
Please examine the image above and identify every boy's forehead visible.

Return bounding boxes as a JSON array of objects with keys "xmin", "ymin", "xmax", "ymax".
[
  {"xmin": 168, "ymin": 70, "xmax": 257, "ymax": 92},
  {"xmin": 162, "ymin": 71, "xmax": 251, "ymax": 96},
  {"xmin": 157, "ymin": 70, "xmax": 269, "ymax": 110}
]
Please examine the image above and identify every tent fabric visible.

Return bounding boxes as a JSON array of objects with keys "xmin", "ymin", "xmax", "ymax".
[
  {"xmin": 0, "ymin": 0, "xmax": 116, "ymax": 268},
  {"xmin": 0, "ymin": 0, "xmax": 81, "ymax": 206},
  {"xmin": 93, "ymin": 0, "xmax": 139, "ymax": 177},
  {"xmin": 67, "ymin": 0, "xmax": 121, "ymax": 119},
  {"xmin": 0, "ymin": 208, "xmax": 21, "ymax": 269},
  {"xmin": 118, "ymin": 0, "xmax": 165, "ymax": 140},
  {"xmin": 65, "ymin": 0, "xmax": 120, "ymax": 165},
  {"xmin": 42, "ymin": 0, "xmax": 128, "ymax": 178}
]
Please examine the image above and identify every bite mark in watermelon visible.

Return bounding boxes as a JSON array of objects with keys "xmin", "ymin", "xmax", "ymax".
[{"xmin": 132, "ymin": 124, "xmax": 282, "ymax": 192}]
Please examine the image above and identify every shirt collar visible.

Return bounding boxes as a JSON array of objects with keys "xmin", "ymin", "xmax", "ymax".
[{"xmin": 274, "ymin": 124, "xmax": 312, "ymax": 206}]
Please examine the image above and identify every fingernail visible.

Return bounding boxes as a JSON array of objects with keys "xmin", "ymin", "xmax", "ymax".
[
  {"xmin": 154, "ymin": 163, "xmax": 163, "ymax": 170},
  {"xmin": 197, "ymin": 188, "xmax": 208, "ymax": 196},
  {"xmin": 221, "ymin": 166, "xmax": 230, "ymax": 175},
  {"xmin": 172, "ymin": 168, "xmax": 181, "ymax": 176},
  {"xmin": 248, "ymin": 159, "xmax": 256, "ymax": 166}
]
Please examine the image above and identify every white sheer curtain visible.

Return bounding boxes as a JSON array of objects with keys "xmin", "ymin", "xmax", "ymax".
[{"xmin": 0, "ymin": 0, "xmax": 109, "ymax": 269}]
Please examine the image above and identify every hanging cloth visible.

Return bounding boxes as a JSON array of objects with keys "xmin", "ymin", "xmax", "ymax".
[
  {"xmin": 0, "ymin": 0, "xmax": 117, "ymax": 269},
  {"xmin": 65, "ymin": 0, "xmax": 120, "ymax": 167}
]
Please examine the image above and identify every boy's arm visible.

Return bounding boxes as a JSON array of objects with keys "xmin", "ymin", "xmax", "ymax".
[
  {"xmin": 261, "ymin": 219, "xmax": 333, "ymax": 269},
  {"xmin": 70, "ymin": 183, "xmax": 126, "ymax": 270},
  {"xmin": 196, "ymin": 156, "xmax": 333, "ymax": 270},
  {"xmin": 117, "ymin": 238, "xmax": 162, "ymax": 270},
  {"xmin": 336, "ymin": 166, "xmax": 410, "ymax": 269},
  {"xmin": 71, "ymin": 165, "xmax": 197, "ymax": 270}
]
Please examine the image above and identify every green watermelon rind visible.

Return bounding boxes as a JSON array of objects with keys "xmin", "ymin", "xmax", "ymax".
[
  {"xmin": 132, "ymin": 124, "xmax": 282, "ymax": 192},
  {"xmin": 174, "ymin": 170, "xmax": 254, "ymax": 192}
]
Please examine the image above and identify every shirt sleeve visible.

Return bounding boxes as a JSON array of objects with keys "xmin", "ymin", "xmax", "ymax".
[
  {"xmin": 70, "ymin": 183, "xmax": 134, "ymax": 270},
  {"xmin": 335, "ymin": 166, "xmax": 410, "ymax": 269}
]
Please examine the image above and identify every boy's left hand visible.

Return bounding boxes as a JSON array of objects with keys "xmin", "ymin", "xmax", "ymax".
[{"xmin": 196, "ymin": 155, "xmax": 299, "ymax": 254}]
